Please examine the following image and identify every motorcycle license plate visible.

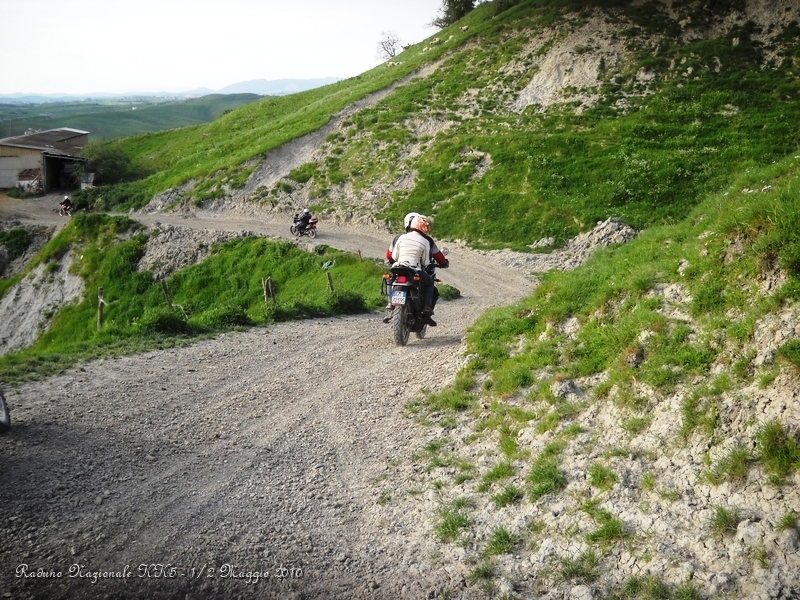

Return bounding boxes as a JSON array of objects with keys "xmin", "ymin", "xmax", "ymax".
[{"xmin": 390, "ymin": 290, "xmax": 407, "ymax": 305}]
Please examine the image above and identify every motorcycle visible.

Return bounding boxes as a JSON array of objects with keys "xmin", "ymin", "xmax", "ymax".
[
  {"xmin": 381, "ymin": 250, "xmax": 448, "ymax": 346},
  {"xmin": 0, "ymin": 385, "xmax": 9, "ymax": 433},
  {"xmin": 58, "ymin": 202, "xmax": 74, "ymax": 217},
  {"xmin": 290, "ymin": 214, "xmax": 318, "ymax": 239}
]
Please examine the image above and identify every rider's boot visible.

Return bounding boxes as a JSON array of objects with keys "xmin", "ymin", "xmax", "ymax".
[
  {"xmin": 382, "ymin": 305, "xmax": 393, "ymax": 323},
  {"xmin": 422, "ymin": 306, "xmax": 437, "ymax": 327}
]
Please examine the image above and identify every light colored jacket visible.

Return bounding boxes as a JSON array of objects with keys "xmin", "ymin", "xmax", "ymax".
[{"xmin": 391, "ymin": 230, "xmax": 431, "ymax": 268}]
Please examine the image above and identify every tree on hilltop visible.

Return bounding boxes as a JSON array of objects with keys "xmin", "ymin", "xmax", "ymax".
[
  {"xmin": 430, "ymin": 0, "xmax": 475, "ymax": 29},
  {"xmin": 377, "ymin": 31, "xmax": 402, "ymax": 59}
]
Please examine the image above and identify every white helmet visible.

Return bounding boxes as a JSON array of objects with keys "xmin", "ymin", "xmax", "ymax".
[
  {"xmin": 303, "ymin": 208, "xmax": 310, "ymax": 214},
  {"xmin": 403, "ymin": 212, "xmax": 421, "ymax": 230},
  {"xmin": 64, "ymin": 195, "xmax": 69, "ymax": 201}
]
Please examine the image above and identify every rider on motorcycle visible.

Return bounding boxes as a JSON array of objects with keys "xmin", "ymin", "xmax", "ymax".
[
  {"xmin": 60, "ymin": 195, "xmax": 72, "ymax": 210},
  {"xmin": 296, "ymin": 208, "xmax": 312, "ymax": 233},
  {"xmin": 383, "ymin": 212, "xmax": 448, "ymax": 323},
  {"xmin": 390, "ymin": 215, "xmax": 448, "ymax": 326}
]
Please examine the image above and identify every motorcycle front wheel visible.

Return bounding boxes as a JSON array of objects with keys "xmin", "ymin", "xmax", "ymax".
[
  {"xmin": 392, "ymin": 305, "xmax": 410, "ymax": 346},
  {"xmin": 290, "ymin": 225, "xmax": 298, "ymax": 236},
  {"xmin": 0, "ymin": 393, "xmax": 9, "ymax": 432},
  {"xmin": 415, "ymin": 324, "xmax": 428, "ymax": 339}
]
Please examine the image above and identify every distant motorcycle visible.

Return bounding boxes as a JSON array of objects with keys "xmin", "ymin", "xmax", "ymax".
[
  {"xmin": 0, "ymin": 385, "xmax": 9, "ymax": 433},
  {"xmin": 290, "ymin": 214, "xmax": 318, "ymax": 239},
  {"xmin": 381, "ymin": 250, "xmax": 449, "ymax": 346},
  {"xmin": 58, "ymin": 201, "xmax": 74, "ymax": 217}
]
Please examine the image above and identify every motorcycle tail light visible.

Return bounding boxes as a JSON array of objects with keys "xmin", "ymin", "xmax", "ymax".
[{"xmin": 396, "ymin": 275, "xmax": 408, "ymax": 283}]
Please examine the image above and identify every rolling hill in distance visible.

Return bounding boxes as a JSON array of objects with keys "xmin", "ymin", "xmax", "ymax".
[{"xmin": 0, "ymin": 78, "xmax": 342, "ymax": 140}]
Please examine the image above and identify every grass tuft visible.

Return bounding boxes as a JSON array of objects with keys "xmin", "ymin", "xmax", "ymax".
[
  {"xmin": 704, "ymin": 445, "xmax": 751, "ymax": 486},
  {"xmin": 435, "ymin": 506, "xmax": 471, "ymax": 544},
  {"xmin": 755, "ymin": 420, "xmax": 800, "ymax": 482},
  {"xmin": 710, "ymin": 505, "xmax": 741, "ymax": 536}
]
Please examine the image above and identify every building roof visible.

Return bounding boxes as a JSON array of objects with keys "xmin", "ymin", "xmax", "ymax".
[{"xmin": 0, "ymin": 127, "xmax": 89, "ymax": 157}]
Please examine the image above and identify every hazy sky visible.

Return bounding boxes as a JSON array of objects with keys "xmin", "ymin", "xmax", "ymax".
[{"xmin": 1, "ymin": 0, "xmax": 444, "ymax": 95}]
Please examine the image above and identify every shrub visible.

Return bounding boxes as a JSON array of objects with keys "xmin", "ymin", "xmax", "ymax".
[
  {"xmin": 192, "ymin": 304, "xmax": 252, "ymax": 329},
  {"xmin": 137, "ymin": 307, "xmax": 191, "ymax": 335},
  {"xmin": 288, "ymin": 162, "xmax": 318, "ymax": 184},
  {"xmin": 0, "ymin": 228, "xmax": 31, "ymax": 261},
  {"xmin": 325, "ymin": 290, "xmax": 367, "ymax": 314},
  {"xmin": 438, "ymin": 284, "xmax": 462, "ymax": 300}
]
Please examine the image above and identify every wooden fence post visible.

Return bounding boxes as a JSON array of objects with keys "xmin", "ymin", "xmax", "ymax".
[
  {"xmin": 97, "ymin": 287, "xmax": 105, "ymax": 330},
  {"xmin": 160, "ymin": 279, "xmax": 173, "ymax": 311},
  {"xmin": 262, "ymin": 277, "xmax": 275, "ymax": 303},
  {"xmin": 326, "ymin": 272, "xmax": 334, "ymax": 293}
]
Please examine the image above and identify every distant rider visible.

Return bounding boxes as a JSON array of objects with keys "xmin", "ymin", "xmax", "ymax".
[
  {"xmin": 60, "ymin": 195, "xmax": 72, "ymax": 210},
  {"xmin": 390, "ymin": 215, "xmax": 448, "ymax": 326},
  {"xmin": 296, "ymin": 208, "xmax": 312, "ymax": 233}
]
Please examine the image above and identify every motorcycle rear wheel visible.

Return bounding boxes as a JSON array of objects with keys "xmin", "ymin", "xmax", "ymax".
[
  {"xmin": 392, "ymin": 305, "xmax": 410, "ymax": 346},
  {"xmin": 0, "ymin": 393, "xmax": 9, "ymax": 432},
  {"xmin": 308, "ymin": 227, "xmax": 317, "ymax": 239}
]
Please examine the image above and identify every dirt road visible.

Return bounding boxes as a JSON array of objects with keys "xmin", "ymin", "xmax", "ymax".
[{"xmin": 0, "ymin": 193, "xmax": 535, "ymax": 599}]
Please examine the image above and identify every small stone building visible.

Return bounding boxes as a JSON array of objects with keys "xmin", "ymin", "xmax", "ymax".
[{"xmin": 0, "ymin": 128, "xmax": 89, "ymax": 192}]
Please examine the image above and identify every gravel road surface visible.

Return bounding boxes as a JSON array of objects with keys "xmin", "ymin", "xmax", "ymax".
[{"xmin": 0, "ymin": 193, "xmax": 535, "ymax": 599}]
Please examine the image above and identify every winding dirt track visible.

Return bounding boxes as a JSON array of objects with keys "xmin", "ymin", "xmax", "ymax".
[{"xmin": 0, "ymin": 193, "xmax": 534, "ymax": 599}]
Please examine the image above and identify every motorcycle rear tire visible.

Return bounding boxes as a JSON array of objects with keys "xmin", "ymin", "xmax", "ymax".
[
  {"xmin": 308, "ymin": 228, "xmax": 317, "ymax": 239},
  {"xmin": 0, "ymin": 393, "xmax": 9, "ymax": 432},
  {"xmin": 392, "ymin": 305, "xmax": 410, "ymax": 346}
]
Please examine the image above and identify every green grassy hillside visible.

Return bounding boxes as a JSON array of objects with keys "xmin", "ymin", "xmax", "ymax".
[
  {"xmin": 0, "ymin": 213, "xmax": 388, "ymax": 382},
  {"xmin": 0, "ymin": 94, "xmax": 260, "ymax": 140},
  {"xmin": 71, "ymin": 1, "xmax": 800, "ymax": 251}
]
